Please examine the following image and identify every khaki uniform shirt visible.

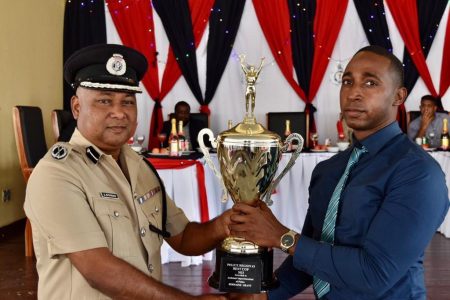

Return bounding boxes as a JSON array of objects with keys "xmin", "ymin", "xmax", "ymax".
[{"xmin": 24, "ymin": 129, "xmax": 189, "ymax": 300}]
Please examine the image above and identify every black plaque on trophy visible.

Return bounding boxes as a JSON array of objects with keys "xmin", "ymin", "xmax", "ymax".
[{"xmin": 219, "ymin": 256, "xmax": 262, "ymax": 293}]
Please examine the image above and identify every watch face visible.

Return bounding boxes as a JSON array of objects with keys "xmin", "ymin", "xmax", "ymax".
[{"xmin": 282, "ymin": 234, "xmax": 294, "ymax": 247}]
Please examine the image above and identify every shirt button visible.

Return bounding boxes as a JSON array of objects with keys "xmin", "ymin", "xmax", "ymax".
[
  {"xmin": 140, "ymin": 227, "xmax": 146, "ymax": 237},
  {"xmin": 134, "ymin": 192, "xmax": 138, "ymax": 199},
  {"xmin": 155, "ymin": 207, "xmax": 159, "ymax": 213},
  {"xmin": 148, "ymin": 264, "xmax": 154, "ymax": 273},
  {"xmin": 113, "ymin": 211, "xmax": 120, "ymax": 217}
]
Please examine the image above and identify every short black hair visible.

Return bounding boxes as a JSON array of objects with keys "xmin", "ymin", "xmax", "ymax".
[
  {"xmin": 356, "ymin": 45, "xmax": 404, "ymax": 87},
  {"xmin": 175, "ymin": 101, "xmax": 190, "ymax": 112},
  {"xmin": 421, "ymin": 95, "xmax": 437, "ymax": 103}
]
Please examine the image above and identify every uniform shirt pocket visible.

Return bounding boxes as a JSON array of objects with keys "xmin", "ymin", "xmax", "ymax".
[{"xmin": 92, "ymin": 198, "xmax": 138, "ymax": 258}]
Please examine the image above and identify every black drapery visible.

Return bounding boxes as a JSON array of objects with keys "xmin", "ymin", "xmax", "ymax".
[
  {"xmin": 205, "ymin": 0, "xmax": 245, "ymax": 105},
  {"xmin": 152, "ymin": 0, "xmax": 203, "ymax": 104},
  {"xmin": 353, "ymin": 0, "xmax": 393, "ymax": 51},
  {"xmin": 402, "ymin": 0, "xmax": 447, "ymax": 98},
  {"xmin": 63, "ymin": 0, "xmax": 106, "ymax": 110},
  {"xmin": 288, "ymin": 0, "xmax": 316, "ymax": 99}
]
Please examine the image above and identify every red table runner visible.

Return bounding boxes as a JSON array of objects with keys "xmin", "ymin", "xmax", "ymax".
[{"xmin": 146, "ymin": 157, "xmax": 209, "ymax": 222}]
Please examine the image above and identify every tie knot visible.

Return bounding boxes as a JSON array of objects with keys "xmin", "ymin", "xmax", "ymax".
[{"xmin": 351, "ymin": 146, "xmax": 367, "ymax": 163}]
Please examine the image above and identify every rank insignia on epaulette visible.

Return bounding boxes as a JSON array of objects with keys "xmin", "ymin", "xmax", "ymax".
[
  {"xmin": 51, "ymin": 145, "xmax": 68, "ymax": 160},
  {"xmin": 86, "ymin": 146, "xmax": 100, "ymax": 164}
]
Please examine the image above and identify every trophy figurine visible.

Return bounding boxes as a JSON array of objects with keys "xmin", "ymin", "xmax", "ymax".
[{"xmin": 198, "ymin": 55, "xmax": 304, "ymax": 293}]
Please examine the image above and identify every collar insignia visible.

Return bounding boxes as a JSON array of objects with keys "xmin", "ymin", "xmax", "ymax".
[
  {"xmin": 100, "ymin": 192, "xmax": 118, "ymax": 199},
  {"xmin": 106, "ymin": 54, "xmax": 126, "ymax": 76},
  {"xmin": 51, "ymin": 145, "xmax": 68, "ymax": 160},
  {"xmin": 137, "ymin": 186, "xmax": 161, "ymax": 204}
]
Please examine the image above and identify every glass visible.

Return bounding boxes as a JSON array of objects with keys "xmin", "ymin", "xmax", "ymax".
[
  {"xmin": 137, "ymin": 135, "xmax": 145, "ymax": 146},
  {"xmin": 157, "ymin": 133, "xmax": 167, "ymax": 149}
]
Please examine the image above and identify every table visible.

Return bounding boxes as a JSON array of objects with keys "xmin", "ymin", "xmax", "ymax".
[
  {"xmin": 154, "ymin": 152, "xmax": 334, "ymax": 266},
  {"xmin": 156, "ymin": 151, "xmax": 450, "ymax": 266}
]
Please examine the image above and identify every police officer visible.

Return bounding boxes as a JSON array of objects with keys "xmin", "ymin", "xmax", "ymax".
[{"xmin": 24, "ymin": 44, "xmax": 230, "ymax": 300}]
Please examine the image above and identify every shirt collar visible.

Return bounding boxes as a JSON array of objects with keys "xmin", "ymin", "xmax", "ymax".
[
  {"xmin": 69, "ymin": 128, "xmax": 137, "ymax": 163},
  {"xmin": 353, "ymin": 121, "xmax": 402, "ymax": 155}
]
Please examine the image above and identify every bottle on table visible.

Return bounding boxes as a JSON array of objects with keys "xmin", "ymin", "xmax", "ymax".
[
  {"xmin": 227, "ymin": 120, "xmax": 233, "ymax": 129},
  {"xmin": 284, "ymin": 119, "xmax": 292, "ymax": 151},
  {"xmin": 441, "ymin": 119, "xmax": 449, "ymax": 150},
  {"xmin": 169, "ymin": 118, "xmax": 179, "ymax": 156},
  {"xmin": 178, "ymin": 120, "xmax": 186, "ymax": 152}
]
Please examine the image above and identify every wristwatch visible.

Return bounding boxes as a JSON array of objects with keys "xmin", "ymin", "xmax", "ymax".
[{"xmin": 280, "ymin": 230, "xmax": 297, "ymax": 253}]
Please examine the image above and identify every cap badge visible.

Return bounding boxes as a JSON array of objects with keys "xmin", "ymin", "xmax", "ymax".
[
  {"xmin": 106, "ymin": 54, "xmax": 126, "ymax": 76},
  {"xmin": 51, "ymin": 145, "xmax": 68, "ymax": 160}
]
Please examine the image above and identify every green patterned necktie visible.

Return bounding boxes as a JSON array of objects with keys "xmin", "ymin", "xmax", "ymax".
[{"xmin": 313, "ymin": 146, "xmax": 367, "ymax": 299}]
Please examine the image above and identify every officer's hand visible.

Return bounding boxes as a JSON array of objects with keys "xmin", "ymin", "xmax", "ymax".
[
  {"xmin": 214, "ymin": 208, "xmax": 233, "ymax": 239},
  {"xmin": 227, "ymin": 292, "xmax": 268, "ymax": 300},
  {"xmin": 229, "ymin": 200, "xmax": 288, "ymax": 249}
]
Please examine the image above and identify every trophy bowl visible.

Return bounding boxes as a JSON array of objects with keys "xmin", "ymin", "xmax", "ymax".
[{"xmin": 197, "ymin": 55, "xmax": 304, "ymax": 293}]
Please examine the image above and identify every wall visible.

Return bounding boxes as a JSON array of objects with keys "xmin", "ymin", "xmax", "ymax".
[{"xmin": 0, "ymin": 1, "xmax": 65, "ymax": 227}]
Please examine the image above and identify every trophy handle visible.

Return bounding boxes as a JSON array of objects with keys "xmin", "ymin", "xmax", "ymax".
[
  {"xmin": 264, "ymin": 133, "xmax": 304, "ymax": 206},
  {"xmin": 198, "ymin": 128, "xmax": 229, "ymax": 203}
]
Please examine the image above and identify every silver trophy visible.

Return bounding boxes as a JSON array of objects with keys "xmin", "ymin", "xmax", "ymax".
[{"xmin": 198, "ymin": 55, "xmax": 304, "ymax": 293}]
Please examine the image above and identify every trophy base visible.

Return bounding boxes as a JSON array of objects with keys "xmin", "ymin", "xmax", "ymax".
[{"xmin": 208, "ymin": 247, "xmax": 279, "ymax": 293}]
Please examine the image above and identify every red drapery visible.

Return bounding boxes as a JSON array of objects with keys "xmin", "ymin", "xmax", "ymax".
[
  {"xmin": 108, "ymin": 0, "xmax": 213, "ymax": 149},
  {"xmin": 440, "ymin": 9, "xmax": 450, "ymax": 98},
  {"xmin": 386, "ymin": 0, "xmax": 444, "ymax": 131},
  {"xmin": 310, "ymin": 0, "xmax": 348, "ymax": 101},
  {"xmin": 386, "ymin": 0, "xmax": 438, "ymax": 97},
  {"xmin": 253, "ymin": 0, "xmax": 347, "ymax": 142},
  {"xmin": 147, "ymin": 157, "xmax": 209, "ymax": 223},
  {"xmin": 252, "ymin": 0, "xmax": 306, "ymax": 101},
  {"xmin": 107, "ymin": 0, "xmax": 163, "ymax": 148},
  {"xmin": 160, "ymin": 0, "xmax": 214, "ymax": 111}
]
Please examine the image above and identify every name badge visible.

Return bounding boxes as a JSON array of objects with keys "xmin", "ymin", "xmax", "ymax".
[{"xmin": 99, "ymin": 192, "xmax": 118, "ymax": 199}]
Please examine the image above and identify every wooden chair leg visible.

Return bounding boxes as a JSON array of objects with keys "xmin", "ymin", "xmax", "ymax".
[{"xmin": 25, "ymin": 218, "xmax": 34, "ymax": 257}]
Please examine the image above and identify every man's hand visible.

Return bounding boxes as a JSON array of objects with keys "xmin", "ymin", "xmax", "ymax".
[
  {"xmin": 229, "ymin": 201, "xmax": 288, "ymax": 249},
  {"xmin": 166, "ymin": 209, "xmax": 233, "ymax": 256}
]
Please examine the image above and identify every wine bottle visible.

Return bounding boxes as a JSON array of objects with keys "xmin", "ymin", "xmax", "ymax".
[
  {"xmin": 178, "ymin": 120, "xmax": 186, "ymax": 152},
  {"xmin": 441, "ymin": 119, "xmax": 449, "ymax": 150},
  {"xmin": 227, "ymin": 120, "xmax": 233, "ymax": 129},
  {"xmin": 285, "ymin": 119, "xmax": 292, "ymax": 151},
  {"xmin": 169, "ymin": 118, "xmax": 179, "ymax": 156}
]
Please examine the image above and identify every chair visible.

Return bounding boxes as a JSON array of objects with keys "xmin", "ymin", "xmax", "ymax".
[
  {"xmin": 190, "ymin": 112, "xmax": 209, "ymax": 128},
  {"xmin": 168, "ymin": 112, "xmax": 210, "ymax": 128},
  {"xmin": 12, "ymin": 106, "xmax": 48, "ymax": 257},
  {"xmin": 267, "ymin": 112, "xmax": 309, "ymax": 148},
  {"xmin": 51, "ymin": 109, "xmax": 76, "ymax": 142},
  {"xmin": 407, "ymin": 111, "xmax": 421, "ymax": 127}
]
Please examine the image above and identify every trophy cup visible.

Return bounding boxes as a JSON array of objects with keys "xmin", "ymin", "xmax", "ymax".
[{"xmin": 198, "ymin": 55, "xmax": 304, "ymax": 293}]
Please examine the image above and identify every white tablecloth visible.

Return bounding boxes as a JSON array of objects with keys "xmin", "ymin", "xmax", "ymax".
[
  {"xmin": 157, "ymin": 152, "xmax": 334, "ymax": 266},
  {"xmin": 158, "ymin": 151, "xmax": 450, "ymax": 266}
]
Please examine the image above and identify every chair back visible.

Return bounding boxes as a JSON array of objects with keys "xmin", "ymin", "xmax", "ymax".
[
  {"xmin": 51, "ymin": 109, "xmax": 76, "ymax": 141},
  {"xmin": 190, "ymin": 112, "xmax": 209, "ymax": 128},
  {"xmin": 267, "ymin": 112, "xmax": 309, "ymax": 147},
  {"xmin": 12, "ymin": 106, "xmax": 48, "ymax": 182},
  {"xmin": 168, "ymin": 112, "xmax": 209, "ymax": 128},
  {"xmin": 407, "ymin": 111, "xmax": 421, "ymax": 127}
]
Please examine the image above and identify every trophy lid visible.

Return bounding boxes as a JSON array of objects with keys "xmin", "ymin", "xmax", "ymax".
[{"xmin": 217, "ymin": 116, "xmax": 281, "ymax": 147}]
